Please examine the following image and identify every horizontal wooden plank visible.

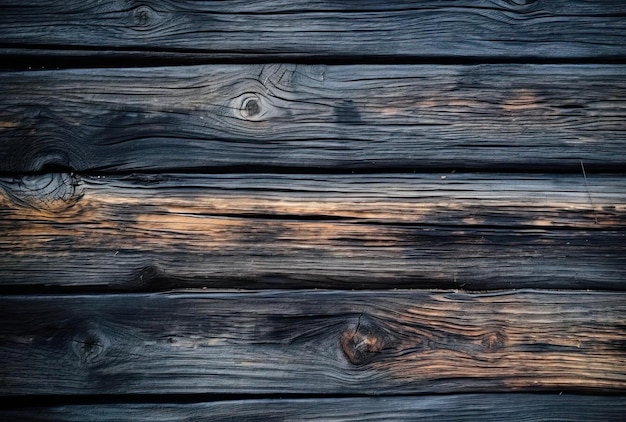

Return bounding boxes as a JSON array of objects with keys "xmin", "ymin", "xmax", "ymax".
[
  {"xmin": 3, "ymin": 395, "xmax": 626, "ymax": 421},
  {"xmin": 0, "ymin": 290, "xmax": 624, "ymax": 396},
  {"xmin": 0, "ymin": 173, "xmax": 624, "ymax": 290},
  {"xmin": 0, "ymin": 1, "xmax": 625, "ymax": 60},
  {"xmin": 1, "ymin": 64, "xmax": 625, "ymax": 172}
]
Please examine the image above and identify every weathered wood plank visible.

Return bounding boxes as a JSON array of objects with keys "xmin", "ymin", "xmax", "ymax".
[
  {"xmin": 1, "ymin": 64, "xmax": 625, "ymax": 172},
  {"xmin": 0, "ymin": 1, "xmax": 625, "ymax": 60},
  {"xmin": 3, "ymin": 395, "xmax": 626, "ymax": 421},
  {"xmin": 0, "ymin": 173, "xmax": 624, "ymax": 290},
  {"xmin": 0, "ymin": 291, "xmax": 624, "ymax": 396}
]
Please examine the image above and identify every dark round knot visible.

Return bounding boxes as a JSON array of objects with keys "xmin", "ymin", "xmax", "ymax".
[{"xmin": 340, "ymin": 315, "xmax": 386, "ymax": 366}]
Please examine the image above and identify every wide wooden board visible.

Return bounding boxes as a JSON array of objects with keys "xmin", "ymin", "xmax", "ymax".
[
  {"xmin": 1, "ymin": 64, "xmax": 625, "ymax": 172},
  {"xmin": 0, "ymin": 172, "xmax": 624, "ymax": 290},
  {"xmin": 1, "ymin": 290, "xmax": 625, "ymax": 396},
  {"xmin": 3, "ymin": 395, "xmax": 626, "ymax": 421},
  {"xmin": 0, "ymin": 1, "xmax": 625, "ymax": 60}
]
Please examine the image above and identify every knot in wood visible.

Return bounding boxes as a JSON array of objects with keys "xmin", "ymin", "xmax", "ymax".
[
  {"xmin": 135, "ymin": 264, "xmax": 163, "ymax": 288},
  {"xmin": 481, "ymin": 330, "xmax": 508, "ymax": 353},
  {"xmin": 340, "ymin": 315, "xmax": 385, "ymax": 366},
  {"xmin": 131, "ymin": 4, "xmax": 158, "ymax": 29},
  {"xmin": 234, "ymin": 93, "xmax": 267, "ymax": 121},
  {"xmin": 72, "ymin": 328, "xmax": 109, "ymax": 366},
  {"xmin": 243, "ymin": 97, "xmax": 260, "ymax": 117},
  {"xmin": 4, "ymin": 173, "xmax": 84, "ymax": 214}
]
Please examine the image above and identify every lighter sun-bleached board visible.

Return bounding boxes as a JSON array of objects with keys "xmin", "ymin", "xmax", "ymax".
[{"xmin": 0, "ymin": 173, "xmax": 624, "ymax": 290}]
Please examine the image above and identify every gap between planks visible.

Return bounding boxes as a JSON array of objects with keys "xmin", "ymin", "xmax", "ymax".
[{"xmin": 1, "ymin": 394, "xmax": 626, "ymax": 421}]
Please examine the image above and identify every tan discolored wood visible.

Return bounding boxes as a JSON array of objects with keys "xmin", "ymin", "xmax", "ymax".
[
  {"xmin": 1, "ymin": 64, "xmax": 625, "ymax": 172},
  {"xmin": 0, "ymin": 0, "xmax": 625, "ymax": 60},
  {"xmin": 0, "ymin": 290, "xmax": 624, "ymax": 396},
  {"xmin": 0, "ymin": 173, "xmax": 624, "ymax": 290},
  {"xmin": 3, "ymin": 395, "xmax": 626, "ymax": 421}
]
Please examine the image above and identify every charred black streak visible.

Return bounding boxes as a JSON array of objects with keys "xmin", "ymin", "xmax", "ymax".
[{"xmin": 334, "ymin": 100, "xmax": 362, "ymax": 125}]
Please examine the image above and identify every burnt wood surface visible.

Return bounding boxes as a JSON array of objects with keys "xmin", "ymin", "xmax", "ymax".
[
  {"xmin": 0, "ymin": 173, "xmax": 624, "ymax": 290},
  {"xmin": 1, "ymin": 64, "xmax": 625, "ymax": 173},
  {"xmin": 0, "ymin": 291, "xmax": 624, "ymax": 396},
  {"xmin": 1, "ymin": 0, "xmax": 625, "ymax": 61},
  {"xmin": 1, "ymin": 0, "xmax": 625, "ymax": 417},
  {"xmin": 3, "ymin": 395, "xmax": 626, "ymax": 421}
]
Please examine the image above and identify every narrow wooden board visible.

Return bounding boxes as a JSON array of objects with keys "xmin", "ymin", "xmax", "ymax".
[
  {"xmin": 0, "ymin": 1, "xmax": 625, "ymax": 60},
  {"xmin": 1, "ymin": 64, "xmax": 625, "ymax": 172},
  {"xmin": 0, "ymin": 173, "xmax": 624, "ymax": 290},
  {"xmin": 2, "ymin": 395, "xmax": 626, "ymax": 421},
  {"xmin": 0, "ymin": 291, "xmax": 624, "ymax": 396}
]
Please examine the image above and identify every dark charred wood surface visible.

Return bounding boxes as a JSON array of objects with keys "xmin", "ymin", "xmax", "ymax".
[
  {"xmin": 1, "ymin": 65, "xmax": 625, "ymax": 173},
  {"xmin": 3, "ymin": 395, "xmax": 626, "ymax": 421},
  {"xmin": 1, "ymin": 0, "xmax": 625, "ymax": 414},
  {"xmin": 0, "ymin": 291, "xmax": 624, "ymax": 396},
  {"xmin": 0, "ymin": 1, "xmax": 625, "ymax": 61},
  {"xmin": 0, "ymin": 173, "xmax": 624, "ymax": 291}
]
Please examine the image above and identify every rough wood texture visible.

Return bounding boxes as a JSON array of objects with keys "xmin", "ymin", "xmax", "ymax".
[
  {"xmin": 1, "ymin": 0, "xmax": 624, "ymax": 414},
  {"xmin": 3, "ymin": 395, "xmax": 626, "ymax": 421},
  {"xmin": 1, "ymin": 64, "xmax": 626, "ymax": 173},
  {"xmin": 0, "ymin": 173, "xmax": 624, "ymax": 290},
  {"xmin": 0, "ymin": 290, "xmax": 624, "ymax": 396},
  {"xmin": 0, "ymin": 1, "xmax": 625, "ymax": 60}
]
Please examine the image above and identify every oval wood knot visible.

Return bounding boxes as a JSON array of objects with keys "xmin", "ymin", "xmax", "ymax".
[
  {"xmin": 233, "ymin": 93, "xmax": 268, "ymax": 121},
  {"xmin": 481, "ymin": 330, "xmax": 508, "ymax": 352},
  {"xmin": 2, "ymin": 173, "xmax": 84, "ymax": 213},
  {"xmin": 72, "ymin": 328, "xmax": 110, "ymax": 366},
  {"xmin": 340, "ymin": 315, "xmax": 385, "ymax": 366},
  {"xmin": 242, "ymin": 97, "xmax": 261, "ymax": 118},
  {"xmin": 135, "ymin": 264, "xmax": 164, "ymax": 287},
  {"xmin": 131, "ymin": 4, "xmax": 160, "ymax": 29}
]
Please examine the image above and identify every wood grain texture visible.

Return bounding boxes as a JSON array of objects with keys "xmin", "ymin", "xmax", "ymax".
[
  {"xmin": 0, "ymin": 290, "xmax": 624, "ymax": 396},
  {"xmin": 0, "ymin": 172, "xmax": 624, "ymax": 290},
  {"xmin": 3, "ymin": 395, "xmax": 626, "ymax": 421},
  {"xmin": 0, "ymin": 0, "xmax": 625, "ymax": 60},
  {"xmin": 2, "ymin": 64, "xmax": 626, "ymax": 172}
]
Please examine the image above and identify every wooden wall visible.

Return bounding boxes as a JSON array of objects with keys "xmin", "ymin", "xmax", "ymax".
[{"xmin": 1, "ymin": 1, "xmax": 625, "ymax": 420}]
